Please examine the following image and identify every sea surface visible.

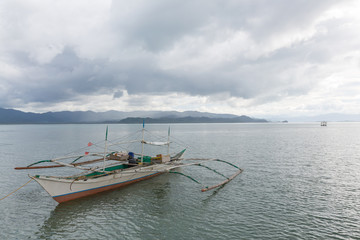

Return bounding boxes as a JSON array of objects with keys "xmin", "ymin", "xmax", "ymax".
[{"xmin": 0, "ymin": 123, "xmax": 359, "ymax": 239}]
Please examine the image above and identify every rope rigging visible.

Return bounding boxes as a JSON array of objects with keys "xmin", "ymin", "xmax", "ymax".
[{"xmin": 0, "ymin": 178, "xmax": 34, "ymax": 201}]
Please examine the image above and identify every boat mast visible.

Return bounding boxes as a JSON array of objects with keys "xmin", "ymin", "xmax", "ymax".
[
  {"xmin": 141, "ymin": 120, "xmax": 144, "ymax": 164},
  {"xmin": 167, "ymin": 126, "xmax": 170, "ymax": 155},
  {"xmin": 103, "ymin": 126, "xmax": 109, "ymax": 170}
]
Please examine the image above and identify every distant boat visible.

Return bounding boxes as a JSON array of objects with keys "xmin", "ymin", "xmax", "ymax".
[
  {"xmin": 320, "ymin": 121, "xmax": 327, "ymax": 126},
  {"xmin": 15, "ymin": 125, "xmax": 243, "ymax": 203}
]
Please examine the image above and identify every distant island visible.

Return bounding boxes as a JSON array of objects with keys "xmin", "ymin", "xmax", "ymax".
[
  {"xmin": 118, "ymin": 116, "xmax": 267, "ymax": 124},
  {"xmin": 0, "ymin": 108, "xmax": 267, "ymax": 124}
]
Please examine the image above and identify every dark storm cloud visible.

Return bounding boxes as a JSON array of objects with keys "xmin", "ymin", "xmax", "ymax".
[
  {"xmin": 110, "ymin": 0, "xmax": 338, "ymax": 50},
  {"xmin": 106, "ymin": 0, "xmax": 344, "ymax": 98},
  {"xmin": 0, "ymin": 0, "xmax": 356, "ymax": 110},
  {"xmin": 113, "ymin": 91, "xmax": 123, "ymax": 99},
  {"xmin": 110, "ymin": 1, "xmax": 210, "ymax": 51},
  {"xmin": 1, "ymin": 47, "xmax": 111, "ymax": 104}
]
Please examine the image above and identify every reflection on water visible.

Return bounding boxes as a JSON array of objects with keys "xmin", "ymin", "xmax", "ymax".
[
  {"xmin": 201, "ymin": 179, "xmax": 240, "ymax": 205},
  {"xmin": 36, "ymin": 175, "xmax": 173, "ymax": 239}
]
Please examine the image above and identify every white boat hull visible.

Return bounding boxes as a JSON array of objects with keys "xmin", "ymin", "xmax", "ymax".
[{"xmin": 31, "ymin": 163, "xmax": 176, "ymax": 203}]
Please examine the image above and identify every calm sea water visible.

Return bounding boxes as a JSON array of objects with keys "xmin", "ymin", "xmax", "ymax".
[{"xmin": 0, "ymin": 123, "xmax": 359, "ymax": 239}]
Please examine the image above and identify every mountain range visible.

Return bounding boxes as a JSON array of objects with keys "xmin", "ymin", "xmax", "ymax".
[{"xmin": 0, "ymin": 108, "xmax": 267, "ymax": 124}]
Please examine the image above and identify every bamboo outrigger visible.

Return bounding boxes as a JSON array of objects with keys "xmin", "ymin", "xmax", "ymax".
[{"xmin": 14, "ymin": 125, "xmax": 243, "ymax": 203}]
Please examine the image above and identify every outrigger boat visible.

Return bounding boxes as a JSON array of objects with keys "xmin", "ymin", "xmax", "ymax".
[{"xmin": 15, "ymin": 125, "xmax": 243, "ymax": 203}]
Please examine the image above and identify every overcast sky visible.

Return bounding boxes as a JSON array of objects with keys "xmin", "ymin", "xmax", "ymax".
[{"xmin": 0, "ymin": 0, "xmax": 359, "ymax": 117}]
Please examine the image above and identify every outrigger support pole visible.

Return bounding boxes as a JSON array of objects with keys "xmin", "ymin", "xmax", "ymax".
[
  {"xmin": 71, "ymin": 156, "xmax": 83, "ymax": 164},
  {"xmin": 201, "ymin": 169, "xmax": 243, "ymax": 192},
  {"xmin": 214, "ymin": 159, "xmax": 242, "ymax": 170},
  {"xmin": 196, "ymin": 164, "xmax": 229, "ymax": 180},
  {"xmin": 168, "ymin": 158, "xmax": 243, "ymax": 192},
  {"xmin": 25, "ymin": 160, "xmax": 52, "ymax": 167},
  {"xmin": 169, "ymin": 171, "xmax": 201, "ymax": 184}
]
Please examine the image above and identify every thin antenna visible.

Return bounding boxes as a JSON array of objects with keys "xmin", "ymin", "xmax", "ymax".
[
  {"xmin": 103, "ymin": 125, "xmax": 108, "ymax": 170},
  {"xmin": 167, "ymin": 126, "xmax": 170, "ymax": 155},
  {"xmin": 141, "ymin": 120, "xmax": 145, "ymax": 164}
]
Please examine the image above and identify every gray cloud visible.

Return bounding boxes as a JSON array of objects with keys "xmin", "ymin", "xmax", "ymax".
[
  {"xmin": 113, "ymin": 90, "xmax": 124, "ymax": 99},
  {"xmin": 0, "ymin": 0, "xmax": 358, "ymax": 114}
]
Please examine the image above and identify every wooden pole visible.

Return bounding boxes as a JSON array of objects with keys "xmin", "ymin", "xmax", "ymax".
[
  {"xmin": 201, "ymin": 169, "xmax": 243, "ymax": 192},
  {"xmin": 103, "ymin": 126, "xmax": 109, "ymax": 170},
  {"xmin": 141, "ymin": 120, "xmax": 144, "ymax": 164}
]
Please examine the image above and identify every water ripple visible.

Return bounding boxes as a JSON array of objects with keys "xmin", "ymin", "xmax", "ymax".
[{"xmin": 1, "ymin": 123, "xmax": 360, "ymax": 239}]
